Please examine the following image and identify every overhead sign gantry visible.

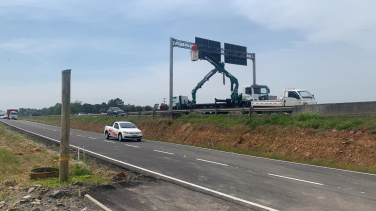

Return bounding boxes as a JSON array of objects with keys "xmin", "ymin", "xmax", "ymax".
[{"xmin": 169, "ymin": 37, "xmax": 256, "ymax": 112}]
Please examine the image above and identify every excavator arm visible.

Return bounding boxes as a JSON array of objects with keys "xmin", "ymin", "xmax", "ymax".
[
  {"xmin": 191, "ymin": 68, "xmax": 218, "ymax": 104},
  {"xmin": 191, "ymin": 52, "xmax": 240, "ymax": 105}
]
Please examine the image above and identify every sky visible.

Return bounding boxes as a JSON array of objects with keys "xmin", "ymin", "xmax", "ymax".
[{"xmin": 1, "ymin": 0, "xmax": 376, "ymax": 111}]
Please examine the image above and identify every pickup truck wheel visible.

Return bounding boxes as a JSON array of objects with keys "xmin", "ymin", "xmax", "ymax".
[
  {"xmin": 118, "ymin": 133, "xmax": 123, "ymax": 142},
  {"xmin": 105, "ymin": 132, "xmax": 109, "ymax": 139}
]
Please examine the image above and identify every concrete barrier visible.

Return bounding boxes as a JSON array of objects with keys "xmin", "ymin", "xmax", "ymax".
[{"xmin": 293, "ymin": 101, "xmax": 376, "ymax": 116}]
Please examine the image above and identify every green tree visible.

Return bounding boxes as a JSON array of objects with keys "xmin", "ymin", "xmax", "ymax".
[
  {"xmin": 135, "ymin": 106, "xmax": 143, "ymax": 112},
  {"xmin": 71, "ymin": 100, "xmax": 83, "ymax": 114},
  {"xmin": 144, "ymin": 105, "xmax": 153, "ymax": 111},
  {"xmin": 108, "ymin": 98, "xmax": 124, "ymax": 107},
  {"xmin": 52, "ymin": 103, "xmax": 61, "ymax": 115},
  {"xmin": 83, "ymin": 103, "xmax": 93, "ymax": 113}
]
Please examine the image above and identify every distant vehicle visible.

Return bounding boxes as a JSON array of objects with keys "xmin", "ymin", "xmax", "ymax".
[
  {"xmin": 0, "ymin": 115, "xmax": 7, "ymax": 119},
  {"xmin": 101, "ymin": 112, "xmax": 107, "ymax": 115},
  {"xmin": 77, "ymin": 112, "xmax": 86, "ymax": 116},
  {"xmin": 107, "ymin": 107, "xmax": 124, "ymax": 117},
  {"xmin": 104, "ymin": 121, "xmax": 143, "ymax": 142},
  {"xmin": 7, "ymin": 109, "xmax": 18, "ymax": 120}
]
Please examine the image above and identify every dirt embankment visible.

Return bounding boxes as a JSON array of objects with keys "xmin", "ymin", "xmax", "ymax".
[
  {"xmin": 139, "ymin": 120, "xmax": 376, "ymax": 169},
  {"xmin": 30, "ymin": 117, "xmax": 376, "ymax": 170}
]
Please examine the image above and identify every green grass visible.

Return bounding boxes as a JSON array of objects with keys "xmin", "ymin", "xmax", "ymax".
[
  {"xmin": 0, "ymin": 123, "xmax": 112, "ymax": 190},
  {"xmin": 22, "ymin": 114, "xmax": 376, "ymax": 143},
  {"xmin": 72, "ymin": 164, "xmax": 92, "ymax": 176},
  {"xmin": 178, "ymin": 113, "xmax": 376, "ymax": 131},
  {"xmin": 0, "ymin": 148, "xmax": 20, "ymax": 174}
]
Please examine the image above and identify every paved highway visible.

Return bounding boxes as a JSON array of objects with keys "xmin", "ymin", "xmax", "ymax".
[{"xmin": 1, "ymin": 119, "xmax": 375, "ymax": 211}]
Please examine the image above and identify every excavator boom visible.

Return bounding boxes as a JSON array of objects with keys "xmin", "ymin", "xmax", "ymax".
[{"xmin": 191, "ymin": 51, "xmax": 240, "ymax": 105}]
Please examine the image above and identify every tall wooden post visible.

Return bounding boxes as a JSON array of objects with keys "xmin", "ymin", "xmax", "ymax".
[{"xmin": 60, "ymin": 69, "xmax": 71, "ymax": 182}]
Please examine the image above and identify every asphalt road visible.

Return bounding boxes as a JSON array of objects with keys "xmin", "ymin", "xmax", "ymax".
[{"xmin": 2, "ymin": 119, "xmax": 376, "ymax": 211}]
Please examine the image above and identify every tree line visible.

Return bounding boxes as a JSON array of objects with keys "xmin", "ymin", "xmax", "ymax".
[{"xmin": 19, "ymin": 98, "xmax": 169, "ymax": 116}]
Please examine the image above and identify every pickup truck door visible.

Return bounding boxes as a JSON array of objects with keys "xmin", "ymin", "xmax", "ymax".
[
  {"xmin": 110, "ymin": 123, "xmax": 120, "ymax": 137},
  {"xmin": 284, "ymin": 91, "xmax": 302, "ymax": 106}
]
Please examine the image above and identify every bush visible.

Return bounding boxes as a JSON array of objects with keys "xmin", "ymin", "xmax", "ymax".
[
  {"xmin": 297, "ymin": 113, "xmax": 322, "ymax": 121},
  {"xmin": 72, "ymin": 164, "xmax": 92, "ymax": 176}
]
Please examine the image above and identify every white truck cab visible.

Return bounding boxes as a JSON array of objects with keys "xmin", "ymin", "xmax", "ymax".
[
  {"xmin": 282, "ymin": 88, "xmax": 316, "ymax": 106},
  {"xmin": 242, "ymin": 86, "xmax": 317, "ymax": 107}
]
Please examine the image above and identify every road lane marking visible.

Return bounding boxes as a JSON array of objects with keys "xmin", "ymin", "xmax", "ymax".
[
  {"xmin": 52, "ymin": 130, "xmax": 57, "ymax": 131},
  {"xmin": 125, "ymin": 144, "xmax": 139, "ymax": 148},
  {"xmin": 153, "ymin": 150, "xmax": 174, "ymax": 155},
  {"xmin": 88, "ymin": 137, "xmax": 97, "ymax": 140},
  {"xmin": 77, "ymin": 135, "xmax": 83, "ymax": 137},
  {"xmin": 146, "ymin": 139, "xmax": 376, "ymax": 177},
  {"xmin": 196, "ymin": 158, "xmax": 229, "ymax": 166},
  {"xmin": 267, "ymin": 173, "xmax": 324, "ymax": 186},
  {"xmin": 0, "ymin": 121, "xmax": 281, "ymax": 211},
  {"xmin": 103, "ymin": 140, "xmax": 114, "ymax": 143}
]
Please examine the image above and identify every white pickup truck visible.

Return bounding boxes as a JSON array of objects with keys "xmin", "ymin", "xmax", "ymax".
[
  {"xmin": 242, "ymin": 87, "xmax": 317, "ymax": 107},
  {"xmin": 104, "ymin": 121, "xmax": 143, "ymax": 142}
]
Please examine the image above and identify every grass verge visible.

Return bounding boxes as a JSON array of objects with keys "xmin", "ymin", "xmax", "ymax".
[{"xmin": 0, "ymin": 123, "xmax": 115, "ymax": 192}]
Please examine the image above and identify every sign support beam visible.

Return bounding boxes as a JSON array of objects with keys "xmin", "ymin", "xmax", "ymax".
[
  {"xmin": 169, "ymin": 37, "xmax": 174, "ymax": 112},
  {"xmin": 169, "ymin": 38, "xmax": 257, "ymax": 112}
]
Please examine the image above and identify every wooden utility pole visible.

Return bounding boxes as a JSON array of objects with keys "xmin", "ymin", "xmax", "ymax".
[{"xmin": 60, "ymin": 69, "xmax": 71, "ymax": 182}]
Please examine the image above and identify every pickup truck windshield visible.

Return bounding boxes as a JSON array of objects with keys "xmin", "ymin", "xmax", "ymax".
[
  {"xmin": 119, "ymin": 123, "xmax": 136, "ymax": 128},
  {"xmin": 112, "ymin": 107, "xmax": 121, "ymax": 111},
  {"xmin": 298, "ymin": 91, "xmax": 313, "ymax": 98}
]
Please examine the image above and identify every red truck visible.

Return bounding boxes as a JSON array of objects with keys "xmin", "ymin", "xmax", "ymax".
[{"xmin": 7, "ymin": 109, "xmax": 18, "ymax": 120}]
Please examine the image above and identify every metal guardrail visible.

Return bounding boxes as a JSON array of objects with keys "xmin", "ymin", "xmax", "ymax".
[{"xmin": 39, "ymin": 107, "xmax": 293, "ymax": 118}]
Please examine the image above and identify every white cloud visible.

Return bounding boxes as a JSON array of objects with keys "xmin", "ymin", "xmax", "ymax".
[
  {"xmin": 233, "ymin": 0, "xmax": 376, "ymax": 50},
  {"xmin": 0, "ymin": 38, "xmax": 127, "ymax": 56}
]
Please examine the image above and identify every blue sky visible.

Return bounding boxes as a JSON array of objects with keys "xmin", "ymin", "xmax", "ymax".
[{"xmin": 1, "ymin": 0, "xmax": 376, "ymax": 110}]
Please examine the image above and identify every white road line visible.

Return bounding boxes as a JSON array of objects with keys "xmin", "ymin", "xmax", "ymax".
[
  {"xmin": 103, "ymin": 140, "xmax": 113, "ymax": 143},
  {"xmin": 88, "ymin": 137, "xmax": 97, "ymax": 140},
  {"xmin": 0, "ymin": 121, "xmax": 279, "ymax": 211},
  {"xmin": 52, "ymin": 130, "xmax": 57, "ymax": 132},
  {"xmin": 77, "ymin": 135, "xmax": 83, "ymax": 137},
  {"xmin": 267, "ymin": 173, "xmax": 324, "ymax": 186},
  {"xmin": 145, "ymin": 139, "xmax": 376, "ymax": 177},
  {"xmin": 125, "ymin": 144, "xmax": 140, "ymax": 148},
  {"xmin": 196, "ymin": 158, "xmax": 229, "ymax": 166},
  {"xmin": 153, "ymin": 150, "xmax": 174, "ymax": 155}
]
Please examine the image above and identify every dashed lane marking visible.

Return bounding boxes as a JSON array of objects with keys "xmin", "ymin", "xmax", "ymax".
[
  {"xmin": 196, "ymin": 158, "xmax": 229, "ymax": 166},
  {"xmin": 153, "ymin": 150, "xmax": 174, "ymax": 155},
  {"xmin": 125, "ymin": 144, "xmax": 140, "ymax": 148},
  {"xmin": 267, "ymin": 173, "xmax": 324, "ymax": 186}
]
